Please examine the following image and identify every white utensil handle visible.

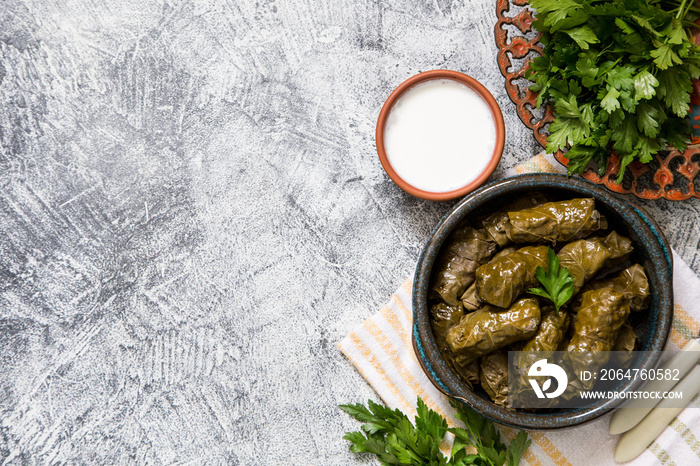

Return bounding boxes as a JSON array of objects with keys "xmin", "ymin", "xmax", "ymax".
[
  {"xmin": 615, "ymin": 365, "xmax": 700, "ymax": 463},
  {"xmin": 609, "ymin": 338, "xmax": 700, "ymax": 434}
]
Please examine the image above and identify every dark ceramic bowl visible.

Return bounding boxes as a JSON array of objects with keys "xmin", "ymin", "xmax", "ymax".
[{"xmin": 412, "ymin": 174, "xmax": 673, "ymax": 430}]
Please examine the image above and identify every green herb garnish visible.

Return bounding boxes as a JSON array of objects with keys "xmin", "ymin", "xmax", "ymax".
[
  {"xmin": 526, "ymin": 0, "xmax": 700, "ymax": 182},
  {"xmin": 529, "ymin": 247, "xmax": 574, "ymax": 311},
  {"xmin": 339, "ymin": 397, "xmax": 531, "ymax": 465}
]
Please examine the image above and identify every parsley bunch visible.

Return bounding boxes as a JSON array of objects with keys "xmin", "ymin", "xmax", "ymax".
[
  {"xmin": 526, "ymin": 0, "xmax": 700, "ymax": 182},
  {"xmin": 339, "ymin": 397, "xmax": 530, "ymax": 465}
]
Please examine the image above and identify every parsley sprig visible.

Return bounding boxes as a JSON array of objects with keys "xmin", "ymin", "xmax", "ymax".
[
  {"xmin": 529, "ymin": 247, "xmax": 574, "ymax": 311},
  {"xmin": 339, "ymin": 397, "xmax": 530, "ymax": 465},
  {"xmin": 526, "ymin": 0, "xmax": 700, "ymax": 182}
]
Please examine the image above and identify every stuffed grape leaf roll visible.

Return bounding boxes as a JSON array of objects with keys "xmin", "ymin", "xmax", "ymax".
[
  {"xmin": 507, "ymin": 198, "xmax": 607, "ymax": 244},
  {"xmin": 613, "ymin": 323, "xmax": 638, "ymax": 369},
  {"xmin": 431, "ymin": 226, "xmax": 497, "ymax": 306},
  {"xmin": 478, "ymin": 194, "xmax": 549, "ymax": 247},
  {"xmin": 446, "ymin": 298, "xmax": 541, "ymax": 365},
  {"xmin": 452, "ymin": 360, "xmax": 480, "ymax": 388},
  {"xmin": 567, "ymin": 288, "xmax": 631, "ymax": 388},
  {"xmin": 558, "ymin": 231, "xmax": 634, "ymax": 294},
  {"xmin": 461, "ymin": 246, "xmax": 517, "ymax": 310},
  {"xmin": 429, "ymin": 303, "xmax": 481, "ymax": 387},
  {"xmin": 479, "ymin": 210, "xmax": 512, "ymax": 248},
  {"xmin": 480, "ymin": 351, "xmax": 509, "ymax": 406},
  {"xmin": 430, "ymin": 303, "xmax": 464, "ymax": 354},
  {"xmin": 522, "ymin": 309, "xmax": 570, "ymax": 353},
  {"xmin": 583, "ymin": 264, "xmax": 650, "ymax": 312},
  {"xmin": 512, "ymin": 309, "xmax": 571, "ymax": 400},
  {"xmin": 461, "ymin": 283, "xmax": 481, "ymax": 311},
  {"xmin": 568, "ymin": 288, "xmax": 630, "ymax": 353},
  {"xmin": 475, "ymin": 245, "xmax": 549, "ymax": 308},
  {"xmin": 613, "ymin": 323, "xmax": 637, "ymax": 354}
]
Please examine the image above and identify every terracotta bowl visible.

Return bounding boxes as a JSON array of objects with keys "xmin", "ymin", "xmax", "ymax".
[
  {"xmin": 376, "ymin": 70, "xmax": 505, "ymax": 201},
  {"xmin": 412, "ymin": 174, "xmax": 674, "ymax": 429}
]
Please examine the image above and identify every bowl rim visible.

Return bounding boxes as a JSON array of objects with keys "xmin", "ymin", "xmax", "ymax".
[
  {"xmin": 375, "ymin": 70, "xmax": 505, "ymax": 201},
  {"xmin": 412, "ymin": 173, "xmax": 674, "ymax": 429}
]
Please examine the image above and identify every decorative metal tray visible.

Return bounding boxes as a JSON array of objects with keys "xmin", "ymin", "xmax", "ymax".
[{"xmin": 495, "ymin": 0, "xmax": 700, "ymax": 200}]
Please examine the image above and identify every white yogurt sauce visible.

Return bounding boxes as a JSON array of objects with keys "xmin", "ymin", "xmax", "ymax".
[{"xmin": 383, "ymin": 79, "xmax": 497, "ymax": 193}]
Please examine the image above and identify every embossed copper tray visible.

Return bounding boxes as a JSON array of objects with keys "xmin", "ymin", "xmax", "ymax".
[{"xmin": 495, "ymin": 0, "xmax": 700, "ymax": 200}]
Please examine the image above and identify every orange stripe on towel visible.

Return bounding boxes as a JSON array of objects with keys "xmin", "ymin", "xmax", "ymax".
[
  {"xmin": 382, "ymin": 304, "xmax": 421, "ymax": 367},
  {"xmin": 346, "ymin": 332, "xmax": 414, "ymax": 414},
  {"xmin": 529, "ymin": 432, "xmax": 573, "ymax": 466},
  {"xmin": 671, "ymin": 328, "xmax": 688, "ymax": 348},
  {"xmin": 401, "ymin": 278, "xmax": 413, "ymax": 295},
  {"xmin": 670, "ymin": 304, "xmax": 700, "ymax": 348},
  {"xmin": 363, "ymin": 319, "xmax": 452, "ymax": 423},
  {"xmin": 674, "ymin": 304, "xmax": 700, "ymax": 336}
]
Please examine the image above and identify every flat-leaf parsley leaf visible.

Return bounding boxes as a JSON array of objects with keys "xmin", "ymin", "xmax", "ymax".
[
  {"xmin": 526, "ymin": 0, "xmax": 700, "ymax": 182},
  {"xmin": 529, "ymin": 247, "xmax": 575, "ymax": 311},
  {"xmin": 340, "ymin": 397, "xmax": 531, "ymax": 465}
]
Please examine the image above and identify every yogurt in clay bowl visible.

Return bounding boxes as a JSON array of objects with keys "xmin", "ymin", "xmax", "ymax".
[{"xmin": 376, "ymin": 70, "xmax": 505, "ymax": 201}]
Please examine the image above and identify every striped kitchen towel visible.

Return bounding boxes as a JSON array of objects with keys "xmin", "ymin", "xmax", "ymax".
[{"xmin": 339, "ymin": 152, "xmax": 700, "ymax": 465}]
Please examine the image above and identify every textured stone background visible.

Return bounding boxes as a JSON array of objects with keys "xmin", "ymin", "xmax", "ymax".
[{"xmin": 1, "ymin": 0, "xmax": 699, "ymax": 464}]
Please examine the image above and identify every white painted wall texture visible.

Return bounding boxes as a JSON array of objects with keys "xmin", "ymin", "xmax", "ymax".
[{"xmin": 1, "ymin": 0, "xmax": 700, "ymax": 464}]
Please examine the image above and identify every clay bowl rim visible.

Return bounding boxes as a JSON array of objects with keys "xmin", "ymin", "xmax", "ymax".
[
  {"xmin": 375, "ymin": 70, "xmax": 505, "ymax": 201},
  {"xmin": 412, "ymin": 173, "xmax": 674, "ymax": 430}
]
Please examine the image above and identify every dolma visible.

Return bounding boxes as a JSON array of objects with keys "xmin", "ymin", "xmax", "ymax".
[
  {"xmin": 507, "ymin": 198, "xmax": 607, "ymax": 244},
  {"xmin": 479, "ymin": 210, "xmax": 511, "ymax": 248},
  {"xmin": 613, "ymin": 323, "xmax": 638, "ymax": 369},
  {"xmin": 567, "ymin": 288, "xmax": 631, "ymax": 388},
  {"xmin": 446, "ymin": 298, "xmax": 541, "ymax": 365},
  {"xmin": 429, "ymin": 304, "xmax": 480, "ymax": 387},
  {"xmin": 613, "ymin": 323, "xmax": 637, "ymax": 355},
  {"xmin": 557, "ymin": 310, "xmax": 578, "ymax": 351},
  {"xmin": 569, "ymin": 288, "xmax": 630, "ymax": 352},
  {"xmin": 583, "ymin": 264, "xmax": 650, "ymax": 312},
  {"xmin": 461, "ymin": 247, "xmax": 517, "ymax": 310},
  {"xmin": 522, "ymin": 309, "xmax": 570, "ymax": 353},
  {"xmin": 475, "ymin": 245, "xmax": 549, "ymax": 308},
  {"xmin": 430, "ymin": 303, "xmax": 464, "ymax": 354},
  {"xmin": 558, "ymin": 231, "xmax": 634, "ymax": 294},
  {"xmin": 479, "ymin": 194, "xmax": 549, "ymax": 247},
  {"xmin": 512, "ymin": 309, "xmax": 571, "ymax": 401},
  {"xmin": 480, "ymin": 351, "xmax": 509, "ymax": 406},
  {"xmin": 451, "ymin": 360, "xmax": 480, "ymax": 387},
  {"xmin": 431, "ymin": 226, "xmax": 497, "ymax": 306},
  {"xmin": 461, "ymin": 283, "xmax": 481, "ymax": 311}
]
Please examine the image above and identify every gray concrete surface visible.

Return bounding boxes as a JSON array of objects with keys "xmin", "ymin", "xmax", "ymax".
[{"xmin": 1, "ymin": 0, "xmax": 699, "ymax": 464}]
